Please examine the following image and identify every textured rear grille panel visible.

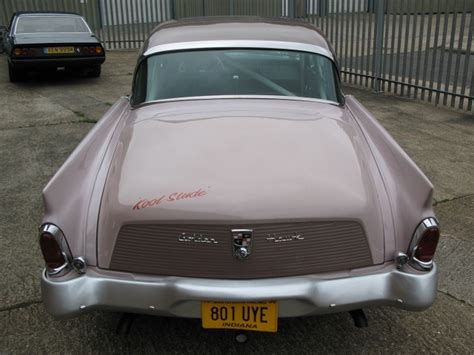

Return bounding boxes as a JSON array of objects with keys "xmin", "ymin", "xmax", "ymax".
[{"xmin": 109, "ymin": 221, "xmax": 373, "ymax": 279}]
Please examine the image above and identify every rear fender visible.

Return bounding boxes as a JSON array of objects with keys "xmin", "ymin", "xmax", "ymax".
[
  {"xmin": 345, "ymin": 95, "xmax": 435, "ymax": 256},
  {"xmin": 42, "ymin": 97, "xmax": 130, "ymax": 265}
]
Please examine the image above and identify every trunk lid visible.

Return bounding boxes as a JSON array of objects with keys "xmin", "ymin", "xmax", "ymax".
[{"xmin": 97, "ymin": 99, "xmax": 387, "ymax": 274}]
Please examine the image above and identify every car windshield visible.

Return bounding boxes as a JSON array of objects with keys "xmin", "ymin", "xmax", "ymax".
[
  {"xmin": 15, "ymin": 15, "xmax": 89, "ymax": 34},
  {"xmin": 133, "ymin": 49, "xmax": 340, "ymax": 104}
]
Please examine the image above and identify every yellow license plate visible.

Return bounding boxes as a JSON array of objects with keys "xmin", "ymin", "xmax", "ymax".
[
  {"xmin": 46, "ymin": 47, "xmax": 75, "ymax": 54},
  {"xmin": 201, "ymin": 301, "xmax": 278, "ymax": 332}
]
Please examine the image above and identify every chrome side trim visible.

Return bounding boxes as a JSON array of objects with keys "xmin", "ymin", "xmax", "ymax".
[
  {"xmin": 143, "ymin": 40, "xmax": 334, "ymax": 60},
  {"xmin": 133, "ymin": 95, "xmax": 341, "ymax": 109},
  {"xmin": 408, "ymin": 218, "xmax": 439, "ymax": 271},
  {"xmin": 41, "ymin": 263, "xmax": 438, "ymax": 319}
]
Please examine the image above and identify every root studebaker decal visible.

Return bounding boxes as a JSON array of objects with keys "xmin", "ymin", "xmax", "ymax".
[{"xmin": 132, "ymin": 188, "xmax": 208, "ymax": 210}]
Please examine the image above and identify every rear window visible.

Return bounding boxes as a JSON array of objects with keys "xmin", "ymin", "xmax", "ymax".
[
  {"xmin": 133, "ymin": 49, "xmax": 340, "ymax": 105},
  {"xmin": 15, "ymin": 15, "xmax": 89, "ymax": 34}
]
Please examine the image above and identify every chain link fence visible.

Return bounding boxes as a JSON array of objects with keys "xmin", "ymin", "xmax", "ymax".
[{"xmin": 1, "ymin": 0, "xmax": 473, "ymax": 111}]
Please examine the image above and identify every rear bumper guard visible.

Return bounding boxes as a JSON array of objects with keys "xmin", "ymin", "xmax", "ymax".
[
  {"xmin": 11, "ymin": 56, "xmax": 105, "ymax": 68},
  {"xmin": 41, "ymin": 262, "xmax": 438, "ymax": 319}
]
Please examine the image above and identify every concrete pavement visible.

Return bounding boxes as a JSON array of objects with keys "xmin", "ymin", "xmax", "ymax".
[{"xmin": 0, "ymin": 50, "xmax": 472, "ymax": 353}]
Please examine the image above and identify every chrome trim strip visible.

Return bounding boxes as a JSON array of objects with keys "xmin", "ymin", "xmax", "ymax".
[
  {"xmin": 408, "ymin": 217, "xmax": 439, "ymax": 271},
  {"xmin": 41, "ymin": 263, "xmax": 438, "ymax": 319},
  {"xmin": 133, "ymin": 95, "xmax": 341, "ymax": 108},
  {"xmin": 143, "ymin": 40, "xmax": 334, "ymax": 60},
  {"xmin": 46, "ymin": 253, "xmax": 70, "ymax": 276}
]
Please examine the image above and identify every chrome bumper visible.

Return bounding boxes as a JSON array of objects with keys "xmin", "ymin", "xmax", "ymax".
[
  {"xmin": 41, "ymin": 263, "xmax": 437, "ymax": 319},
  {"xmin": 11, "ymin": 56, "xmax": 105, "ymax": 68}
]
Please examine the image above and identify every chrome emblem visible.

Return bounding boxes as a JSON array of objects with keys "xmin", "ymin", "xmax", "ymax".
[
  {"xmin": 232, "ymin": 229, "xmax": 253, "ymax": 260},
  {"xmin": 178, "ymin": 232, "xmax": 218, "ymax": 244},
  {"xmin": 266, "ymin": 233, "xmax": 304, "ymax": 243}
]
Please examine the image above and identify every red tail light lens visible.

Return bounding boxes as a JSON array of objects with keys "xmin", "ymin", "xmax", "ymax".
[
  {"xmin": 414, "ymin": 227, "xmax": 439, "ymax": 263},
  {"xmin": 40, "ymin": 232, "xmax": 66, "ymax": 270},
  {"xmin": 408, "ymin": 218, "xmax": 440, "ymax": 270},
  {"xmin": 79, "ymin": 46, "xmax": 103, "ymax": 56},
  {"xmin": 13, "ymin": 47, "xmax": 37, "ymax": 57}
]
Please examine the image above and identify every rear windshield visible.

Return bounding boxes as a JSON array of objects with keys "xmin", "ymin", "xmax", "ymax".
[
  {"xmin": 15, "ymin": 15, "xmax": 89, "ymax": 34},
  {"xmin": 133, "ymin": 49, "xmax": 340, "ymax": 104}
]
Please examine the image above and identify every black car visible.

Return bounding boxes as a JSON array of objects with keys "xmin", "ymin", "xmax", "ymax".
[{"xmin": 3, "ymin": 11, "xmax": 106, "ymax": 82}]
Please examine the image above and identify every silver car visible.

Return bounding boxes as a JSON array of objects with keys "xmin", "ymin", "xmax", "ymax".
[{"xmin": 39, "ymin": 17, "xmax": 439, "ymax": 334}]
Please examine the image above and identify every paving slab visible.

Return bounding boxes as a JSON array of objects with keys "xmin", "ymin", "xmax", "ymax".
[
  {"xmin": 1, "ymin": 293, "xmax": 473, "ymax": 353},
  {"xmin": 435, "ymin": 194, "xmax": 474, "ymax": 242},
  {"xmin": 436, "ymin": 234, "xmax": 474, "ymax": 306},
  {"xmin": 0, "ymin": 83, "xmax": 74, "ymax": 129},
  {"xmin": 431, "ymin": 195, "xmax": 474, "ymax": 307},
  {"xmin": 0, "ymin": 123, "xmax": 95, "ymax": 308},
  {"xmin": 0, "ymin": 50, "xmax": 135, "ymax": 129},
  {"xmin": 344, "ymin": 86, "xmax": 474, "ymax": 203}
]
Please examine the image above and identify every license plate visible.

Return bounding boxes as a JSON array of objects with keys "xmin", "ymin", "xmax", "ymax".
[
  {"xmin": 45, "ymin": 47, "xmax": 75, "ymax": 54},
  {"xmin": 201, "ymin": 301, "xmax": 278, "ymax": 332}
]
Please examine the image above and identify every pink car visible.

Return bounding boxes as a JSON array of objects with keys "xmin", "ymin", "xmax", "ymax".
[{"xmin": 39, "ymin": 17, "xmax": 439, "ymax": 334}]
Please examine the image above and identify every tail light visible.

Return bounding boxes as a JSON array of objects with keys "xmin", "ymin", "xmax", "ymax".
[
  {"xmin": 12, "ymin": 47, "xmax": 38, "ymax": 57},
  {"xmin": 79, "ymin": 46, "xmax": 104, "ymax": 56},
  {"xmin": 39, "ymin": 224, "xmax": 72, "ymax": 275},
  {"xmin": 408, "ymin": 218, "xmax": 440, "ymax": 270},
  {"xmin": 40, "ymin": 233, "xmax": 66, "ymax": 269}
]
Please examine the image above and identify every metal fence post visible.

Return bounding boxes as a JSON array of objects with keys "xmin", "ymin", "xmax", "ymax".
[
  {"xmin": 368, "ymin": 0, "xmax": 376, "ymax": 13},
  {"xmin": 319, "ymin": 0, "xmax": 328, "ymax": 16},
  {"xmin": 373, "ymin": 0, "xmax": 385, "ymax": 93},
  {"xmin": 229, "ymin": 0, "xmax": 234, "ymax": 16},
  {"xmin": 288, "ymin": 0, "xmax": 295, "ymax": 18},
  {"xmin": 170, "ymin": 0, "xmax": 176, "ymax": 19}
]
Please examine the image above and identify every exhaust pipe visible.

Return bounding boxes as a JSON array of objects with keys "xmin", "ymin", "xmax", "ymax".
[
  {"xmin": 349, "ymin": 309, "xmax": 368, "ymax": 328},
  {"xmin": 116, "ymin": 313, "xmax": 137, "ymax": 335}
]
